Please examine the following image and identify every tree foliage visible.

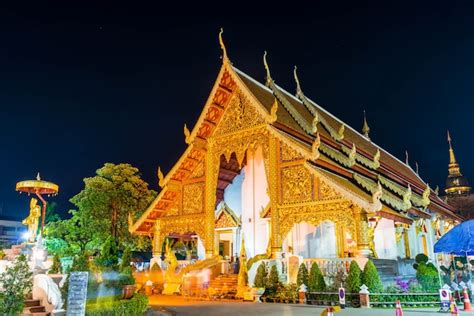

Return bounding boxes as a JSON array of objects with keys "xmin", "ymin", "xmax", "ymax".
[
  {"xmin": 308, "ymin": 262, "xmax": 326, "ymax": 292},
  {"xmin": 0, "ymin": 254, "xmax": 33, "ymax": 315},
  {"xmin": 361, "ymin": 260, "xmax": 383, "ymax": 293},
  {"xmin": 49, "ymin": 254, "xmax": 62, "ymax": 274},
  {"xmin": 120, "ymin": 247, "xmax": 132, "ymax": 271},
  {"xmin": 297, "ymin": 263, "xmax": 309, "ymax": 288},
  {"xmin": 45, "ymin": 163, "xmax": 156, "ymax": 253},
  {"xmin": 346, "ymin": 260, "xmax": 362, "ymax": 293}
]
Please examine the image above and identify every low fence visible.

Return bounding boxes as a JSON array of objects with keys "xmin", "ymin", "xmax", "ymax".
[{"xmin": 307, "ymin": 291, "xmax": 440, "ymax": 308}]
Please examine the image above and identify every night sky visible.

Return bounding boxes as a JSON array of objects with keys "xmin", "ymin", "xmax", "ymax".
[{"xmin": 1, "ymin": 3, "xmax": 473, "ymax": 219}]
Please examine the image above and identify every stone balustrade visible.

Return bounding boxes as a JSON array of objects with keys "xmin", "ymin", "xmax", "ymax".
[{"xmin": 303, "ymin": 257, "xmax": 353, "ymax": 275}]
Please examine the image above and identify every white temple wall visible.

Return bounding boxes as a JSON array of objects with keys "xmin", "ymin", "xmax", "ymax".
[
  {"xmin": 374, "ymin": 218, "xmax": 397, "ymax": 259},
  {"xmin": 282, "ymin": 221, "xmax": 337, "ymax": 258},
  {"xmin": 241, "ymin": 147, "xmax": 270, "ymax": 258},
  {"xmin": 197, "ymin": 237, "xmax": 205, "ymax": 260},
  {"xmin": 223, "ymin": 172, "xmax": 244, "ymax": 217}
]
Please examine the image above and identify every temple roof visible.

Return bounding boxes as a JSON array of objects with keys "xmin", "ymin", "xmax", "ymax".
[
  {"xmin": 232, "ymin": 65, "xmax": 459, "ymax": 219},
  {"xmin": 130, "ymin": 54, "xmax": 462, "ymax": 235}
]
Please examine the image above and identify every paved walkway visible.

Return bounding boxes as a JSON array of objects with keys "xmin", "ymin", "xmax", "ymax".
[{"xmin": 149, "ymin": 295, "xmax": 474, "ymax": 316}]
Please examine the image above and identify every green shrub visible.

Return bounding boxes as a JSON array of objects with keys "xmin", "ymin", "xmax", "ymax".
[
  {"xmin": 95, "ymin": 236, "xmax": 118, "ymax": 269},
  {"xmin": 346, "ymin": 261, "xmax": 362, "ymax": 293},
  {"xmin": 254, "ymin": 262, "xmax": 267, "ymax": 288},
  {"xmin": 276, "ymin": 283, "xmax": 299, "ymax": 301},
  {"xmin": 297, "ymin": 263, "xmax": 309, "ymax": 288},
  {"xmin": 87, "ymin": 293, "xmax": 149, "ymax": 316},
  {"xmin": 120, "ymin": 247, "xmax": 132, "ymax": 272},
  {"xmin": 413, "ymin": 253, "xmax": 429, "ymax": 270},
  {"xmin": 416, "ymin": 262, "xmax": 439, "ymax": 291},
  {"xmin": 0, "ymin": 249, "xmax": 5, "ymax": 260},
  {"xmin": 266, "ymin": 265, "xmax": 280, "ymax": 294},
  {"xmin": 0, "ymin": 254, "xmax": 33, "ymax": 316},
  {"xmin": 49, "ymin": 254, "xmax": 62, "ymax": 274},
  {"xmin": 309, "ymin": 262, "xmax": 326, "ymax": 292},
  {"xmin": 361, "ymin": 260, "xmax": 383, "ymax": 293},
  {"xmin": 118, "ymin": 267, "xmax": 136, "ymax": 286}
]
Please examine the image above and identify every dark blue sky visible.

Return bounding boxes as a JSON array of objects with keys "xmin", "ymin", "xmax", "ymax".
[{"xmin": 1, "ymin": 3, "xmax": 473, "ymax": 218}]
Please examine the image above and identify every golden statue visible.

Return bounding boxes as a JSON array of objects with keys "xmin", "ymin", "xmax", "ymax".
[{"xmin": 22, "ymin": 198, "xmax": 41, "ymax": 242}]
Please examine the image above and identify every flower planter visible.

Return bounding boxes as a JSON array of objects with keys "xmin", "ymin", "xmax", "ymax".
[{"xmin": 122, "ymin": 285, "xmax": 137, "ymax": 299}]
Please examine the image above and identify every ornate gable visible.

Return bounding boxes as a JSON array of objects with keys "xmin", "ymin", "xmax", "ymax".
[{"xmin": 213, "ymin": 91, "xmax": 267, "ymax": 137}]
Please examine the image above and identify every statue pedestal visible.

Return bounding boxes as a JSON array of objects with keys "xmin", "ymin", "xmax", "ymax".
[{"xmin": 162, "ymin": 283, "xmax": 180, "ymax": 295}]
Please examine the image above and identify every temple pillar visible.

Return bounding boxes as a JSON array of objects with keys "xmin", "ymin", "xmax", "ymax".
[
  {"xmin": 336, "ymin": 223, "xmax": 346, "ymax": 258},
  {"xmin": 268, "ymin": 136, "xmax": 282, "ymax": 258},
  {"xmin": 204, "ymin": 138, "xmax": 217, "ymax": 258},
  {"xmin": 353, "ymin": 205, "xmax": 371, "ymax": 258},
  {"xmin": 151, "ymin": 220, "xmax": 162, "ymax": 267}
]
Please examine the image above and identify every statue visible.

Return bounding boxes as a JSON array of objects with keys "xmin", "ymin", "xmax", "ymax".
[{"xmin": 22, "ymin": 198, "xmax": 41, "ymax": 242}]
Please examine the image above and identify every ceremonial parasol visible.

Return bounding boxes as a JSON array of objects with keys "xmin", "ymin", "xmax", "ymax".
[{"xmin": 16, "ymin": 173, "xmax": 59, "ymax": 236}]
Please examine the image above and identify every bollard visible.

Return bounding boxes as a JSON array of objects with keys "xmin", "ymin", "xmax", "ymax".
[
  {"xmin": 359, "ymin": 284, "xmax": 370, "ymax": 308},
  {"xmin": 298, "ymin": 284, "xmax": 307, "ymax": 304}
]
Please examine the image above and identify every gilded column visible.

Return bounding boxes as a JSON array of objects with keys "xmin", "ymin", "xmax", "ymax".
[
  {"xmin": 335, "ymin": 223, "xmax": 346, "ymax": 258},
  {"xmin": 204, "ymin": 138, "xmax": 218, "ymax": 258},
  {"xmin": 353, "ymin": 205, "xmax": 371, "ymax": 257},
  {"xmin": 150, "ymin": 220, "xmax": 163, "ymax": 267},
  {"xmin": 268, "ymin": 135, "xmax": 282, "ymax": 258},
  {"xmin": 403, "ymin": 225, "xmax": 411, "ymax": 259}
]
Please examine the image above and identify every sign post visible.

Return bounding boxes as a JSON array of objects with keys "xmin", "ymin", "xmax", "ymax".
[
  {"xmin": 339, "ymin": 286, "xmax": 346, "ymax": 309},
  {"xmin": 66, "ymin": 272, "xmax": 89, "ymax": 316},
  {"xmin": 439, "ymin": 284, "xmax": 451, "ymax": 312}
]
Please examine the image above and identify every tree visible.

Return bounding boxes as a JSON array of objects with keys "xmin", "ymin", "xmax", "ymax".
[
  {"xmin": 297, "ymin": 263, "xmax": 309, "ymax": 287},
  {"xmin": 120, "ymin": 247, "xmax": 132, "ymax": 271},
  {"xmin": 0, "ymin": 254, "xmax": 32, "ymax": 316},
  {"xmin": 95, "ymin": 236, "xmax": 118, "ymax": 270},
  {"xmin": 346, "ymin": 261, "xmax": 362, "ymax": 293},
  {"xmin": 70, "ymin": 163, "xmax": 156, "ymax": 249},
  {"xmin": 254, "ymin": 262, "xmax": 268, "ymax": 288},
  {"xmin": 49, "ymin": 254, "xmax": 62, "ymax": 274},
  {"xmin": 361, "ymin": 260, "xmax": 383, "ymax": 292},
  {"xmin": 266, "ymin": 265, "xmax": 280, "ymax": 294},
  {"xmin": 309, "ymin": 262, "xmax": 326, "ymax": 292}
]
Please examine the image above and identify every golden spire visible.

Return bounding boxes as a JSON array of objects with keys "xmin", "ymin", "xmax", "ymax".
[
  {"xmin": 362, "ymin": 110, "xmax": 370, "ymax": 139},
  {"xmin": 36, "ymin": 172, "xmax": 41, "ymax": 181},
  {"xmin": 263, "ymin": 51, "xmax": 273, "ymax": 86},
  {"xmin": 447, "ymin": 130, "xmax": 457, "ymax": 166},
  {"xmin": 218, "ymin": 28, "xmax": 228, "ymax": 62}
]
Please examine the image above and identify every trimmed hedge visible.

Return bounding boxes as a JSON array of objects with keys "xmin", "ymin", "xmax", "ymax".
[
  {"xmin": 87, "ymin": 293, "xmax": 149, "ymax": 316},
  {"xmin": 361, "ymin": 260, "xmax": 383, "ymax": 293},
  {"xmin": 297, "ymin": 263, "xmax": 309, "ymax": 288}
]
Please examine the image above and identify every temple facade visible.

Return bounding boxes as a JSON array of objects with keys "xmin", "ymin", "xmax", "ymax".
[{"xmin": 129, "ymin": 36, "xmax": 462, "ymax": 271}]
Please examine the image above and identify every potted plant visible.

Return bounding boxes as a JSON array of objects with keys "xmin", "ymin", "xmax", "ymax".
[
  {"xmin": 119, "ymin": 266, "xmax": 136, "ymax": 299},
  {"xmin": 252, "ymin": 262, "xmax": 267, "ymax": 302}
]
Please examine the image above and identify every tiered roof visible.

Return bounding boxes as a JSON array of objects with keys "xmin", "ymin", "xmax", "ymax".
[{"xmin": 130, "ymin": 34, "xmax": 461, "ymax": 235}]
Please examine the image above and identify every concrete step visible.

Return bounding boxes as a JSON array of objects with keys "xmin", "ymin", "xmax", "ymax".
[{"xmin": 24, "ymin": 299, "xmax": 41, "ymax": 307}]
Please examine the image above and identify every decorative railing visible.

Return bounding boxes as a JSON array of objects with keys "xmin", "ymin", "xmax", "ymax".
[{"xmin": 303, "ymin": 258, "xmax": 353, "ymax": 275}]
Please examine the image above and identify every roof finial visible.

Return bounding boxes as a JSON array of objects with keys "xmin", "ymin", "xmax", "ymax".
[
  {"xmin": 293, "ymin": 65, "xmax": 303, "ymax": 98},
  {"xmin": 415, "ymin": 161, "xmax": 419, "ymax": 175},
  {"xmin": 447, "ymin": 130, "xmax": 457, "ymax": 165},
  {"xmin": 218, "ymin": 28, "xmax": 228, "ymax": 62},
  {"xmin": 405, "ymin": 150, "xmax": 409, "ymax": 166},
  {"xmin": 36, "ymin": 172, "xmax": 41, "ymax": 181},
  {"xmin": 362, "ymin": 110, "xmax": 370, "ymax": 140},
  {"xmin": 263, "ymin": 51, "xmax": 272, "ymax": 86}
]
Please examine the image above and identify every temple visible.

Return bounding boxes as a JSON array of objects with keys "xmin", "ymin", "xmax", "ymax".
[{"xmin": 129, "ymin": 33, "xmax": 462, "ymax": 280}]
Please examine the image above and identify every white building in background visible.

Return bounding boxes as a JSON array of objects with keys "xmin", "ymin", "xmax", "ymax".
[{"xmin": 0, "ymin": 215, "xmax": 26, "ymax": 248}]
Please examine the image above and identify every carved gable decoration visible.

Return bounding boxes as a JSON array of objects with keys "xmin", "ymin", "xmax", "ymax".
[
  {"xmin": 182, "ymin": 183, "xmax": 204, "ymax": 215},
  {"xmin": 190, "ymin": 161, "xmax": 205, "ymax": 179},
  {"xmin": 214, "ymin": 92, "xmax": 266, "ymax": 137},
  {"xmin": 215, "ymin": 211, "xmax": 238, "ymax": 228},
  {"xmin": 281, "ymin": 142, "xmax": 303, "ymax": 162},
  {"xmin": 317, "ymin": 178, "xmax": 343, "ymax": 201},
  {"xmin": 281, "ymin": 165, "xmax": 313, "ymax": 203}
]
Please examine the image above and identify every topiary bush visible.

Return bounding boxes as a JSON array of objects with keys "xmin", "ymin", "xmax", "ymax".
[
  {"xmin": 412, "ymin": 253, "xmax": 440, "ymax": 291},
  {"xmin": 297, "ymin": 263, "xmax": 309, "ymax": 288},
  {"xmin": 346, "ymin": 261, "xmax": 362, "ymax": 293},
  {"xmin": 309, "ymin": 262, "xmax": 326, "ymax": 292},
  {"xmin": 266, "ymin": 265, "xmax": 280, "ymax": 295},
  {"xmin": 49, "ymin": 254, "xmax": 62, "ymax": 274},
  {"xmin": 95, "ymin": 236, "xmax": 118, "ymax": 270},
  {"xmin": 254, "ymin": 262, "xmax": 267, "ymax": 288},
  {"xmin": 361, "ymin": 260, "xmax": 383, "ymax": 293}
]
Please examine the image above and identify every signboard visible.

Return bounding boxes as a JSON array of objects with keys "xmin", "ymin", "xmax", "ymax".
[
  {"xmin": 66, "ymin": 272, "xmax": 89, "ymax": 316},
  {"xmin": 339, "ymin": 287, "xmax": 346, "ymax": 308},
  {"xmin": 439, "ymin": 288, "xmax": 450, "ymax": 311}
]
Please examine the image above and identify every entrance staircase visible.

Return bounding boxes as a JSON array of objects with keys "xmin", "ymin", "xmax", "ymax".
[
  {"xmin": 208, "ymin": 274, "xmax": 239, "ymax": 299},
  {"xmin": 21, "ymin": 298, "xmax": 50, "ymax": 316}
]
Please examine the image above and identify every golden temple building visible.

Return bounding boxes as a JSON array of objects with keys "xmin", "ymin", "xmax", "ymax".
[{"xmin": 129, "ymin": 32, "xmax": 462, "ymax": 277}]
